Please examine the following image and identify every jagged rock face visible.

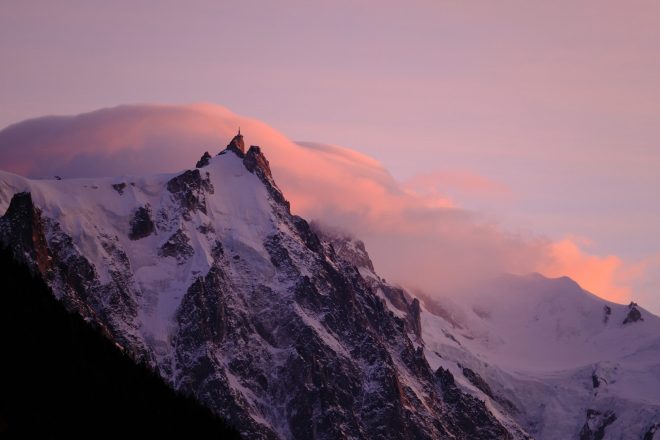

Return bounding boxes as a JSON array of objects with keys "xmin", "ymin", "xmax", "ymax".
[
  {"xmin": 433, "ymin": 367, "xmax": 512, "ymax": 439},
  {"xmin": 312, "ymin": 224, "xmax": 375, "ymax": 273},
  {"xmin": 312, "ymin": 225, "xmax": 423, "ymax": 340},
  {"xmin": 159, "ymin": 229, "xmax": 194, "ymax": 264},
  {"xmin": 196, "ymin": 151, "xmax": 212, "ymax": 168},
  {"xmin": 0, "ymin": 192, "xmax": 51, "ymax": 273},
  {"xmin": 129, "ymin": 205, "xmax": 155, "ymax": 240},
  {"xmin": 243, "ymin": 145, "xmax": 289, "ymax": 208},
  {"xmin": 408, "ymin": 298, "xmax": 422, "ymax": 337},
  {"xmin": 461, "ymin": 366, "xmax": 494, "ymax": 399},
  {"xmin": 166, "ymin": 169, "xmax": 214, "ymax": 219},
  {"xmin": 225, "ymin": 133, "xmax": 246, "ymax": 156},
  {"xmin": 0, "ymin": 146, "xmax": 515, "ymax": 439}
]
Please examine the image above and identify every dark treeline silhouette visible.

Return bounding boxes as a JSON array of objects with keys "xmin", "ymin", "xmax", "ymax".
[{"xmin": 0, "ymin": 246, "xmax": 241, "ymax": 438}]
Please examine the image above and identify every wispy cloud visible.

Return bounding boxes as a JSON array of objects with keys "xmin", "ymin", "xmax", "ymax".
[{"xmin": 0, "ymin": 103, "xmax": 654, "ymax": 311}]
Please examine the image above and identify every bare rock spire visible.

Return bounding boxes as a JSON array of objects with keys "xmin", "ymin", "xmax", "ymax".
[{"xmin": 224, "ymin": 128, "xmax": 245, "ymax": 157}]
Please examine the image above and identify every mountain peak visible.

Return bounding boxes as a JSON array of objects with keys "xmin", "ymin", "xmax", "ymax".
[
  {"xmin": 243, "ymin": 144, "xmax": 289, "ymax": 209},
  {"xmin": 244, "ymin": 145, "xmax": 270, "ymax": 180},
  {"xmin": 224, "ymin": 129, "xmax": 245, "ymax": 156},
  {"xmin": 195, "ymin": 151, "xmax": 212, "ymax": 168}
]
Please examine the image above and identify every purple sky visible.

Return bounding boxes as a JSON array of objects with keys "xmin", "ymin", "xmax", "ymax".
[{"xmin": 1, "ymin": 1, "xmax": 659, "ymax": 309}]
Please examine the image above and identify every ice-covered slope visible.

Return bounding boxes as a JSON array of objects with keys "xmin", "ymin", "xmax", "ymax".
[
  {"xmin": 421, "ymin": 274, "xmax": 660, "ymax": 439},
  {"xmin": 0, "ymin": 134, "xmax": 519, "ymax": 439}
]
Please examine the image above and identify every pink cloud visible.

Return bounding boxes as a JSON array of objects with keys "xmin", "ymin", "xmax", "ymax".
[
  {"xmin": 0, "ymin": 103, "xmax": 650, "ymax": 309},
  {"xmin": 405, "ymin": 171, "xmax": 511, "ymax": 199},
  {"xmin": 539, "ymin": 238, "xmax": 635, "ymax": 303}
]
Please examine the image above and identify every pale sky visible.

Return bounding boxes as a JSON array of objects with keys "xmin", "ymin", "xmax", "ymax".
[{"xmin": 1, "ymin": 1, "xmax": 659, "ymax": 307}]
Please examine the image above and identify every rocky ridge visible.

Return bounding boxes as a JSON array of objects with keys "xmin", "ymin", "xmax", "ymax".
[{"xmin": 0, "ymin": 134, "xmax": 522, "ymax": 439}]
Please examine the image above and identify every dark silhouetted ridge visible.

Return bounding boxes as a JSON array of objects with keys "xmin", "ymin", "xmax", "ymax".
[{"xmin": 0, "ymin": 245, "xmax": 241, "ymax": 439}]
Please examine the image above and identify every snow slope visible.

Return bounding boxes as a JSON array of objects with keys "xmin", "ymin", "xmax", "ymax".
[{"xmin": 421, "ymin": 274, "xmax": 660, "ymax": 439}]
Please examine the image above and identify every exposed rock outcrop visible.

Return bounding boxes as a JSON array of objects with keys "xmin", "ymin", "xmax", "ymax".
[
  {"xmin": 196, "ymin": 151, "xmax": 212, "ymax": 168},
  {"xmin": 112, "ymin": 182, "xmax": 127, "ymax": 195},
  {"xmin": 0, "ymin": 192, "xmax": 51, "ymax": 273},
  {"xmin": 311, "ymin": 223, "xmax": 424, "ymax": 339},
  {"xmin": 243, "ymin": 145, "xmax": 289, "ymax": 209},
  {"xmin": 434, "ymin": 367, "xmax": 513, "ymax": 439},
  {"xmin": 461, "ymin": 365, "xmax": 494, "ymax": 399},
  {"xmin": 129, "ymin": 205, "xmax": 155, "ymax": 240},
  {"xmin": 166, "ymin": 169, "xmax": 214, "ymax": 219},
  {"xmin": 159, "ymin": 229, "xmax": 194, "ymax": 264},
  {"xmin": 623, "ymin": 302, "xmax": 644, "ymax": 324},
  {"xmin": 224, "ymin": 132, "xmax": 246, "ymax": 157}
]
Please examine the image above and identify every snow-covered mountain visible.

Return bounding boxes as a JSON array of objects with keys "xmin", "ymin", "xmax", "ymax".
[
  {"xmin": 419, "ymin": 274, "xmax": 660, "ymax": 439},
  {"xmin": 0, "ymin": 133, "xmax": 518, "ymax": 439},
  {"xmin": 0, "ymin": 132, "xmax": 658, "ymax": 439}
]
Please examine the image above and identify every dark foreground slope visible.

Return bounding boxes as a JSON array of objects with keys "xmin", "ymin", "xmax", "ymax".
[{"xmin": 0, "ymin": 246, "xmax": 240, "ymax": 439}]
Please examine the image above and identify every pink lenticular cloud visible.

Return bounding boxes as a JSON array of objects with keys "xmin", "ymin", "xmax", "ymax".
[{"xmin": 0, "ymin": 103, "xmax": 653, "ymax": 310}]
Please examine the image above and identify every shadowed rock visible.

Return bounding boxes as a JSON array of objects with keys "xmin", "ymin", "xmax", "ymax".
[
  {"xmin": 243, "ymin": 145, "xmax": 289, "ymax": 209},
  {"xmin": 129, "ymin": 205, "xmax": 155, "ymax": 240},
  {"xmin": 0, "ymin": 192, "xmax": 51, "ymax": 273},
  {"xmin": 112, "ymin": 182, "xmax": 127, "ymax": 195},
  {"xmin": 159, "ymin": 229, "xmax": 194, "ymax": 264},
  {"xmin": 166, "ymin": 169, "xmax": 214, "ymax": 219},
  {"xmin": 224, "ymin": 132, "xmax": 245, "ymax": 157},
  {"xmin": 623, "ymin": 302, "xmax": 644, "ymax": 324},
  {"xmin": 196, "ymin": 151, "xmax": 212, "ymax": 168},
  {"xmin": 461, "ymin": 366, "xmax": 494, "ymax": 398}
]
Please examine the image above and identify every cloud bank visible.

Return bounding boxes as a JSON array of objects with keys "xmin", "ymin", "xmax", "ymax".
[{"xmin": 0, "ymin": 103, "xmax": 650, "ymax": 307}]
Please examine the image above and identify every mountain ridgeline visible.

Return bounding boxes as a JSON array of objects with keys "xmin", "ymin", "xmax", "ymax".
[
  {"xmin": 0, "ymin": 133, "xmax": 514, "ymax": 439},
  {"xmin": 1, "ymin": 132, "xmax": 658, "ymax": 439}
]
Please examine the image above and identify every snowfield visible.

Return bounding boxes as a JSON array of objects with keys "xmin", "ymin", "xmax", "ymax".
[{"xmin": 420, "ymin": 273, "xmax": 660, "ymax": 439}]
